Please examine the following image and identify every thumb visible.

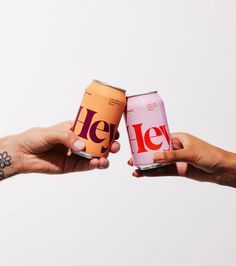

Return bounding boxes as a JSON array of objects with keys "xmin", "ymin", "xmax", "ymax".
[
  {"xmin": 153, "ymin": 149, "xmax": 196, "ymax": 164},
  {"xmin": 44, "ymin": 129, "xmax": 85, "ymax": 152}
]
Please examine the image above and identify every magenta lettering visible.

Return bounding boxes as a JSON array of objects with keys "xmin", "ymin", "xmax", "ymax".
[{"xmin": 76, "ymin": 106, "xmax": 117, "ymax": 153}]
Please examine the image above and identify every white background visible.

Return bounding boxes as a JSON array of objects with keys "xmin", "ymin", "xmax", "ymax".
[{"xmin": 0, "ymin": 0, "xmax": 236, "ymax": 265}]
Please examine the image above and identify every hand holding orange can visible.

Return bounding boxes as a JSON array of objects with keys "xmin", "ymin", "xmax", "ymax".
[{"xmin": 72, "ymin": 80, "xmax": 126, "ymax": 159}]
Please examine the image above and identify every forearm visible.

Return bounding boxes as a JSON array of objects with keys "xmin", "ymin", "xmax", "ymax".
[
  {"xmin": 0, "ymin": 135, "xmax": 21, "ymax": 180},
  {"xmin": 222, "ymin": 150, "xmax": 236, "ymax": 187}
]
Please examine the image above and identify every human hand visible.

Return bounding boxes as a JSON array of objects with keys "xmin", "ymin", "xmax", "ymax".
[
  {"xmin": 129, "ymin": 133, "xmax": 236, "ymax": 188},
  {"xmin": 0, "ymin": 121, "xmax": 120, "ymax": 179}
]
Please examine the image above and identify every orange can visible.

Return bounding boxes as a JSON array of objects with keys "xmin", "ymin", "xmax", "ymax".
[{"xmin": 72, "ymin": 80, "xmax": 126, "ymax": 158}]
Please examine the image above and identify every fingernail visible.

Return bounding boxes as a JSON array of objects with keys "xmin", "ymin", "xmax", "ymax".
[
  {"xmin": 104, "ymin": 160, "xmax": 109, "ymax": 169},
  {"xmin": 73, "ymin": 140, "xmax": 85, "ymax": 151},
  {"xmin": 130, "ymin": 160, "xmax": 134, "ymax": 166},
  {"xmin": 113, "ymin": 142, "xmax": 120, "ymax": 152},
  {"xmin": 132, "ymin": 171, "xmax": 141, "ymax": 178},
  {"xmin": 100, "ymin": 158, "xmax": 109, "ymax": 169}
]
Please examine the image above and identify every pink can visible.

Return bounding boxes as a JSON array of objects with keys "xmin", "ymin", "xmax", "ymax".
[{"xmin": 125, "ymin": 91, "xmax": 172, "ymax": 170}]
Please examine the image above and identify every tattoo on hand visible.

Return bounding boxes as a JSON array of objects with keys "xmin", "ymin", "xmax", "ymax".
[
  {"xmin": 0, "ymin": 151, "xmax": 12, "ymax": 169},
  {"xmin": 0, "ymin": 152, "xmax": 11, "ymax": 178}
]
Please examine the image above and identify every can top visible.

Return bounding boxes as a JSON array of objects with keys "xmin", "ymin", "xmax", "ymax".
[
  {"xmin": 127, "ymin": 90, "xmax": 157, "ymax": 98},
  {"xmin": 93, "ymin": 79, "xmax": 126, "ymax": 93}
]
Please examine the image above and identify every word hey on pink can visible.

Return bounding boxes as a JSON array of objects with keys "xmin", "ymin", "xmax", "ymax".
[{"xmin": 125, "ymin": 91, "xmax": 172, "ymax": 170}]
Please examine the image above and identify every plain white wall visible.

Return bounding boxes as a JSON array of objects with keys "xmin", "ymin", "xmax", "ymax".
[{"xmin": 0, "ymin": 0, "xmax": 236, "ymax": 265}]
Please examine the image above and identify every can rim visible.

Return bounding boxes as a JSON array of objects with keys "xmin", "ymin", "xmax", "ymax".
[
  {"xmin": 93, "ymin": 79, "xmax": 126, "ymax": 93},
  {"xmin": 127, "ymin": 91, "xmax": 158, "ymax": 98}
]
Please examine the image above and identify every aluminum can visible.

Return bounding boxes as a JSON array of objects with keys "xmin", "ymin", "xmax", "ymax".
[
  {"xmin": 72, "ymin": 80, "xmax": 126, "ymax": 159},
  {"xmin": 125, "ymin": 91, "xmax": 172, "ymax": 170}
]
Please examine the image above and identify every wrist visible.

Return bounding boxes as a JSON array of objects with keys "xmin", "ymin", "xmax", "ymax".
[
  {"xmin": 0, "ymin": 135, "xmax": 22, "ymax": 180},
  {"xmin": 224, "ymin": 151, "xmax": 236, "ymax": 173},
  {"xmin": 218, "ymin": 150, "xmax": 236, "ymax": 187}
]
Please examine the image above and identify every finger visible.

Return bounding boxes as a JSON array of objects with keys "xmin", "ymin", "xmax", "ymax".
[
  {"xmin": 170, "ymin": 132, "xmax": 197, "ymax": 148},
  {"xmin": 53, "ymin": 150, "xmax": 90, "ymax": 173},
  {"xmin": 127, "ymin": 158, "xmax": 133, "ymax": 166},
  {"xmin": 89, "ymin": 158, "xmax": 99, "ymax": 169},
  {"xmin": 97, "ymin": 157, "xmax": 110, "ymax": 169},
  {"xmin": 44, "ymin": 129, "xmax": 85, "ymax": 152},
  {"xmin": 133, "ymin": 164, "xmax": 180, "ymax": 177},
  {"xmin": 170, "ymin": 132, "xmax": 189, "ymax": 143},
  {"xmin": 110, "ymin": 141, "xmax": 120, "ymax": 153},
  {"xmin": 132, "ymin": 170, "xmax": 142, "ymax": 177},
  {"xmin": 134, "ymin": 163, "xmax": 218, "ymax": 184},
  {"xmin": 171, "ymin": 137, "xmax": 183, "ymax": 150},
  {"xmin": 52, "ymin": 121, "xmax": 74, "ymax": 131},
  {"xmin": 114, "ymin": 131, "xmax": 120, "ymax": 140},
  {"xmin": 89, "ymin": 157, "xmax": 109, "ymax": 170},
  {"xmin": 153, "ymin": 149, "xmax": 196, "ymax": 164}
]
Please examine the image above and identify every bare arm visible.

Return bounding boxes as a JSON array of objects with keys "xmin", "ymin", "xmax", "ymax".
[
  {"xmin": 0, "ymin": 121, "xmax": 120, "ymax": 181},
  {"xmin": 130, "ymin": 133, "xmax": 236, "ymax": 188}
]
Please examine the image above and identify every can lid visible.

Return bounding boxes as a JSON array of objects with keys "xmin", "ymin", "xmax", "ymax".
[
  {"xmin": 127, "ymin": 91, "xmax": 158, "ymax": 98},
  {"xmin": 93, "ymin": 79, "xmax": 126, "ymax": 93}
]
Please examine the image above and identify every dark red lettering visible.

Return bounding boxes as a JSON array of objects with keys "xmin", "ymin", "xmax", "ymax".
[
  {"xmin": 75, "ymin": 106, "xmax": 118, "ymax": 154},
  {"xmin": 101, "ymin": 123, "xmax": 117, "ymax": 153},
  {"xmin": 89, "ymin": 120, "xmax": 109, "ymax": 143},
  {"xmin": 77, "ymin": 106, "xmax": 97, "ymax": 140}
]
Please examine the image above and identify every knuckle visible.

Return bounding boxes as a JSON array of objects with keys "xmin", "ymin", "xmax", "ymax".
[
  {"xmin": 25, "ymin": 127, "xmax": 41, "ymax": 134},
  {"xmin": 47, "ymin": 129, "xmax": 59, "ymax": 142},
  {"xmin": 167, "ymin": 151, "xmax": 176, "ymax": 161},
  {"xmin": 61, "ymin": 130, "xmax": 74, "ymax": 141}
]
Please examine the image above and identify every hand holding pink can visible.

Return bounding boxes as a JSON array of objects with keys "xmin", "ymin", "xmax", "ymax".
[{"xmin": 124, "ymin": 91, "xmax": 172, "ymax": 170}]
